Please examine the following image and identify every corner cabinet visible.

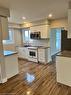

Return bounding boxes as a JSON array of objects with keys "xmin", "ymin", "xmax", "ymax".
[
  {"xmin": 0, "ymin": 17, "xmax": 9, "ymax": 40},
  {"xmin": 68, "ymin": 9, "xmax": 71, "ymax": 38},
  {"xmin": 30, "ymin": 25, "xmax": 50, "ymax": 39}
]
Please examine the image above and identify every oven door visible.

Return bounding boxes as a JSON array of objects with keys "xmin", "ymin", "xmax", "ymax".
[
  {"xmin": 28, "ymin": 49, "xmax": 37, "ymax": 59},
  {"xmin": 30, "ymin": 33, "xmax": 34, "ymax": 39}
]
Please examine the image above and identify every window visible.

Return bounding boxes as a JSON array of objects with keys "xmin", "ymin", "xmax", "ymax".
[
  {"xmin": 22, "ymin": 29, "xmax": 30, "ymax": 42},
  {"xmin": 3, "ymin": 29, "xmax": 14, "ymax": 44},
  {"xmin": 56, "ymin": 29, "xmax": 61, "ymax": 50},
  {"xmin": 24, "ymin": 30, "xmax": 29, "ymax": 41}
]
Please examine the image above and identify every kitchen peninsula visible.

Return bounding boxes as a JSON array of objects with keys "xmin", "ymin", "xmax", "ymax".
[
  {"xmin": 4, "ymin": 51, "xmax": 19, "ymax": 79},
  {"xmin": 56, "ymin": 51, "xmax": 71, "ymax": 87}
]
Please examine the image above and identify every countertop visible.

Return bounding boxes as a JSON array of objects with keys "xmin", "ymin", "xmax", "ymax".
[
  {"xmin": 37, "ymin": 46, "xmax": 50, "ymax": 49},
  {"xmin": 4, "ymin": 51, "xmax": 17, "ymax": 56},
  {"xmin": 27, "ymin": 46, "xmax": 50, "ymax": 49},
  {"xmin": 57, "ymin": 51, "xmax": 71, "ymax": 58}
]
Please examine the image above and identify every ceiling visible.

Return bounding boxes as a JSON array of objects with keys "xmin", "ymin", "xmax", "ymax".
[{"xmin": 0, "ymin": 0, "xmax": 70, "ymax": 24}]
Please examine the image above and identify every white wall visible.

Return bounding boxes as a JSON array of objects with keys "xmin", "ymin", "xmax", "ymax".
[
  {"xmin": 0, "ymin": 24, "xmax": 7, "ymax": 83},
  {"xmin": 14, "ymin": 29, "xmax": 22, "ymax": 47},
  {"xmin": 3, "ymin": 23, "xmax": 22, "ymax": 51},
  {"xmin": 50, "ymin": 18, "xmax": 68, "ymax": 29}
]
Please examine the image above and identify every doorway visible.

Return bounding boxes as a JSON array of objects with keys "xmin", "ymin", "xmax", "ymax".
[{"xmin": 50, "ymin": 28, "xmax": 61, "ymax": 56}]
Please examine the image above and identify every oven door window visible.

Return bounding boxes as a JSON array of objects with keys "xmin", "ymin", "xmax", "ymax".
[{"xmin": 29, "ymin": 51, "xmax": 36, "ymax": 57}]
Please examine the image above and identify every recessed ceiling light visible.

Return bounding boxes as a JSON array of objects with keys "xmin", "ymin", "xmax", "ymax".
[
  {"xmin": 22, "ymin": 16, "xmax": 26, "ymax": 20},
  {"xmin": 48, "ymin": 14, "xmax": 52, "ymax": 18}
]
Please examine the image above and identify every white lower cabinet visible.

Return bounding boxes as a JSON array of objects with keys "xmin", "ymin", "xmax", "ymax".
[
  {"xmin": 56, "ymin": 56, "xmax": 71, "ymax": 87},
  {"xmin": 18, "ymin": 47, "xmax": 51, "ymax": 64},
  {"xmin": 18, "ymin": 47, "xmax": 28, "ymax": 59},
  {"xmin": 38, "ymin": 48, "xmax": 51, "ymax": 64},
  {"xmin": 5, "ymin": 54, "xmax": 19, "ymax": 79}
]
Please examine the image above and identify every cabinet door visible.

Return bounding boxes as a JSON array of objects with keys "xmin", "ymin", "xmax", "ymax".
[
  {"xmin": 56, "ymin": 56, "xmax": 71, "ymax": 86},
  {"xmin": 41, "ymin": 25, "xmax": 50, "ymax": 38},
  {"xmin": 18, "ymin": 47, "xmax": 24, "ymax": 58},
  {"xmin": 24, "ymin": 48, "xmax": 28, "ymax": 59},
  {"xmin": 68, "ymin": 9, "xmax": 71, "ymax": 38},
  {"xmin": 1, "ymin": 17, "xmax": 9, "ymax": 40},
  {"xmin": 18, "ymin": 47, "xmax": 28, "ymax": 59},
  {"xmin": 38, "ymin": 49, "xmax": 46, "ymax": 63},
  {"xmin": 5, "ymin": 54, "xmax": 19, "ymax": 79}
]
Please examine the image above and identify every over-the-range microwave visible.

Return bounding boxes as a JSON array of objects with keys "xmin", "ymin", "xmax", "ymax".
[{"xmin": 30, "ymin": 32, "xmax": 41, "ymax": 39}]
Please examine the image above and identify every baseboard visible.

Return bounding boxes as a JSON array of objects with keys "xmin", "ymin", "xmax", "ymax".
[{"xmin": 0, "ymin": 78, "xmax": 7, "ymax": 83}]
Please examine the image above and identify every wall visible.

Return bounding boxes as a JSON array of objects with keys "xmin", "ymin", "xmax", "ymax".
[
  {"xmin": 14, "ymin": 29, "xmax": 22, "ymax": 47},
  {"xmin": 50, "ymin": 18, "xmax": 68, "ymax": 29},
  {"xmin": 0, "ymin": 19, "xmax": 7, "ymax": 83},
  {"xmin": 3, "ymin": 23, "xmax": 22, "ymax": 51},
  {"xmin": 21, "ymin": 18, "xmax": 50, "ymax": 28},
  {"xmin": 8, "ymin": 23, "xmax": 21, "ymax": 29},
  {"xmin": 0, "ymin": 7, "xmax": 10, "ymax": 17}
]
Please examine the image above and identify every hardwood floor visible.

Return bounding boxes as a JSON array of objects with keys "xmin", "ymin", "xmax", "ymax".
[{"xmin": 0, "ymin": 59, "xmax": 71, "ymax": 95}]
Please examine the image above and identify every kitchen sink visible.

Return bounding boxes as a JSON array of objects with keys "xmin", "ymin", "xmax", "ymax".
[{"xmin": 24, "ymin": 45, "xmax": 31, "ymax": 47}]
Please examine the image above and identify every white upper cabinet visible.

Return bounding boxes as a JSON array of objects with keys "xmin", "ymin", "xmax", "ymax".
[
  {"xmin": 30, "ymin": 25, "xmax": 50, "ymax": 39},
  {"xmin": 0, "ymin": 17, "xmax": 9, "ymax": 40},
  {"xmin": 68, "ymin": 9, "xmax": 71, "ymax": 38}
]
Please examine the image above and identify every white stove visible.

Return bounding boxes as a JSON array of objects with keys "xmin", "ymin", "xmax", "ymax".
[{"xmin": 27, "ymin": 47, "xmax": 38, "ymax": 62}]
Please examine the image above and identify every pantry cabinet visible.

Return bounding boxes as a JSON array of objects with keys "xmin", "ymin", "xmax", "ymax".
[
  {"xmin": 0, "ymin": 17, "xmax": 9, "ymax": 40},
  {"xmin": 30, "ymin": 25, "xmax": 50, "ymax": 38}
]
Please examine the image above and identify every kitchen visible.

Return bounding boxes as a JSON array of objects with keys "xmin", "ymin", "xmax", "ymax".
[
  {"xmin": 0, "ymin": 0, "xmax": 71, "ymax": 95},
  {"xmin": 18, "ymin": 19, "xmax": 51, "ymax": 63}
]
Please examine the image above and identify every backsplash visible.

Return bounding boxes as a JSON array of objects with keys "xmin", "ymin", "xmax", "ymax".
[{"xmin": 24, "ymin": 39, "xmax": 50, "ymax": 47}]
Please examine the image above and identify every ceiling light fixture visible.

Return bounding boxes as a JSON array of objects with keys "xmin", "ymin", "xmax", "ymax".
[
  {"xmin": 48, "ymin": 14, "xmax": 52, "ymax": 18},
  {"xmin": 22, "ymin": 16, "xmax": 26, "ymax": 20}
]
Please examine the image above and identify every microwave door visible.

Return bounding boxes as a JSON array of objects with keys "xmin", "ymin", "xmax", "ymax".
[
  {"xmin": 30, "ymin": 33, "xmax": 34, "ymax": 39},
  {"xmin": 30, "ymin": 32, "xmax": 41, "ymax": 39},
  {"xmin": 30, "ymin": 33, "xmax": 36, "ymax": 39}
]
